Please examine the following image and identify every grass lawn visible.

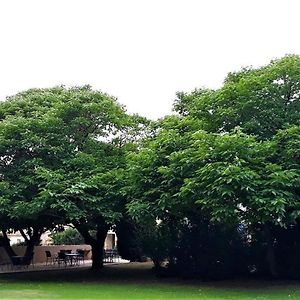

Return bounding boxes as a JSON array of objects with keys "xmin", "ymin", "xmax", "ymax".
[{"xmin": 1, "ymin": 263, "xmax": 300, "ymax": 299}]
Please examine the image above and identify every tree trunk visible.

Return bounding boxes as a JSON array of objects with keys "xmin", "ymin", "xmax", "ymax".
[
  {"xmin": 20, "ymin": 228, "xmax": 41, "ymax": 254},
  {"xmin": 152, "ymin": 258, "xmax": 162, "ymax": 271},
  {"xmin": 24, "ymin": 234, "xmax": 41, "ymax": 258},
  {"xmin": 91, "ymin": 242, "xmax": 104, "ymax": 270},
  {"xmin": 91, "ymin": 226, "xmax": 109, "ymax": 270},
  {"xmin": 75, "ymin": 223, "xmax": 109, "ymax": 271},
  {"xmin": 265, "ymin": 225, "xmax": 278, "ymax": 278},
  {"xmin": 1, "ymin": 229, "xmax": 17, "ymax": 261}
]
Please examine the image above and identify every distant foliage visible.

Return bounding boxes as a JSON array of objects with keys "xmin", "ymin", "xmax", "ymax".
[{"xmin": 50, "ymin": 228, "xmax": 85, "ymax": 245}]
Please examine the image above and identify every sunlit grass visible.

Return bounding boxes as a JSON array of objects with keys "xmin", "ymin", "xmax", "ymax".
[{"xmin": 0, "ymin": 263, "xmax": 299, "ymax": 299}]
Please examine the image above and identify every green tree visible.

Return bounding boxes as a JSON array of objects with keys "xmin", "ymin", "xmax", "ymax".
[
  {"xmin": 178, "ymin": 130, "xmax": 299, "ymax": 276},
  {"xmin": 0, "ymin": 86, "xmax": 137, "ymax": 269},
  {"xmin": 0, "ymin": 88, "xmax": 66, "ymax": 261},
  {"xmin": 174, "ymin": 55, "xmax": 300, "ymax": 139},
  {"xmin": 128, "ymin": 55, "xmax": 300, "ymax": 278},
  {"xmin": 126, "ymin": 116, "xmax": 201, "ymax": 269}
]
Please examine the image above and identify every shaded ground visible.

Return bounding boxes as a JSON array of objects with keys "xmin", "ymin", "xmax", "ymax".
[{"xmin": 0, "ymin": 262, "xmax": 300, "ymax": 299}]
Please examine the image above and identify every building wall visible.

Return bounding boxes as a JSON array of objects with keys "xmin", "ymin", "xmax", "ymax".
[
  {"xmin": 0, "ymin": 245, "xmax": 92, "ymax": 264},
  {"xmin": 7, "ymin": 229, "xmax": 117, "ymax": 247},
  {"xmin": 0, "ymin": 233, "xmax": 116, "ymax": 264}
]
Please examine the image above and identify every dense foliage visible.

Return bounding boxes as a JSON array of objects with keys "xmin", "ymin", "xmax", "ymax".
[
  {"xmin": 0, "ymin": 86, "xmax": 139, "ymax": 268},
  {"xmin": 50, "ymin": 228, "xmax": 85, "ymax": 245},
  {"xmin": 127, "ymin": 55, "xmax": 300, "ymax": 279},
  {"xmin": 0, "ymin": 56, "xmax": 299, "ymax": 278}
]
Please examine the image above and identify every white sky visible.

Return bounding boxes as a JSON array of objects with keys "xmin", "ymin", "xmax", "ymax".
[{"xmin": 0, "ymin": 0, "xmax": 300, "ymax": 119}]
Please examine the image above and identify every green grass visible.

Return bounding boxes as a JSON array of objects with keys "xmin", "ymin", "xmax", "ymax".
[{"xmin": 1, "ymin": 263, "xmax": 300, "ymax": 299}]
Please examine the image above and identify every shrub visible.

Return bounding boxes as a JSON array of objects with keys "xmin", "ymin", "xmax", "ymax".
[{"xmin": 50, "ymin": 228, "xmax": 85, "ymax": 245}]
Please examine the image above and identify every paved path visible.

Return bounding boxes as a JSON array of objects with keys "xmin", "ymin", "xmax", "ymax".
[{"xmin": 0, "ymin": 259, "xmax": 129, "ymax": 274}]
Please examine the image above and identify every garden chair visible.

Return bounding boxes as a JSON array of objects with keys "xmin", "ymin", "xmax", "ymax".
[
  {"xmin": 104, "ymin": 249, "xmax": 114, "ymax": 263},
  {"xmin": 76, "ymin": 249, "xmax": 85, "ymax": 264},
  {"xmin": 45, "ymin": 250, "xmax": 54, "ymax": 265},
  {"xmin": 56, "ymin": 251, "xmax": 69, "ymax": 267}
]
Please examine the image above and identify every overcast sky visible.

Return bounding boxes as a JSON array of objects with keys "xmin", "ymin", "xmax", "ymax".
[{"xmin": 0, "ymin": 0, "xmax": 299, "ymax": 119}]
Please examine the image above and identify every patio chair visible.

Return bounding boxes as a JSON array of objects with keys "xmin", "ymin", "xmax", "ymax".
[
  {"xmin": 104, "ymin": 249, "xmax": 114, "ymax": 263},
  {"xmin": 76, "ymin": 249, "xmax": 85, "ymax": 264},
  {"xmin": 112, "ymin": 249, "xmax": 120, "ymax": 262},
  {"xmin": 56, "ymin": 251, "xmax": 69, "ymax": 267},
  {"xmin": 45, "ymin": 250, "xmax": 54, "ymax": 265}
]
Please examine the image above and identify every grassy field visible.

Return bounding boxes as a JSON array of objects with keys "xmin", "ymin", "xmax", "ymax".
[{"xmin": 1, "ymin": 263, "xmax": 300, "ymax": 299}]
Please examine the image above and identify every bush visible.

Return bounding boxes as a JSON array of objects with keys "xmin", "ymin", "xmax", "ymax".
[{"xmin": 50, "ymin": 228, "xmax": 85, "ymax": 245}]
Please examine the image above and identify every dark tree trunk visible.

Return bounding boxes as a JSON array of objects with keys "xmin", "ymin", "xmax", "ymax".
[
  {"xmin": 265, "ymin": 225, "xmax": 278, "ymax": 278},
  {"xmin": 1, "ymin": 229, "xmax": 17, "ymax": 261},
  {"xmin": 91, "ymin": 226, "xmax": 109, "ymax": 270},
  {"xmin": 23, "ymin": 229, "xmax": 42, "ymax": 259},
  {"xmin": 1, "ymin": 228, "xmax": 42, "ymax": 264},
  {"xmin": 75, "ymin": 223, "xmax": 109, "ymax": 271},
  {"xmin": 168, "ymin": 215, "xmax": 178, "ymax": 268},
  {"xmin": 91, "ymin": 242, "xmax": 104, "ymax": 270},
  {"xmin": 152, "ymin": 258, "xmax": 162, "ymax": 271}
]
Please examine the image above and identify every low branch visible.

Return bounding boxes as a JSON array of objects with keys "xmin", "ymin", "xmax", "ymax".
[{"xmin": 19, "ymin": 229, "xmax": 29, "ymax": 242}]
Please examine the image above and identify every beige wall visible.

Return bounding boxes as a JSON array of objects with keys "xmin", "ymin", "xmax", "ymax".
[
  {"xmin": 7, "ymin": 229, "xmax": 117, "ymax": 247},
  {"xmin": 105, "ymin": 233, "xmax": 116, "ymax": 249},
  {"xmin": 0, "ymin": 233, "xmax": 116, "ymax": 264},
  {"xmin": 0, "ymin": 245, "xmax": 92, "ymax": 264}
]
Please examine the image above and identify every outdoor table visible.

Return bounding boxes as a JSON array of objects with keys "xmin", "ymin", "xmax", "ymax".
[
  {"xmin": 65, "ymin": 253, "xmax": 80, "ymax": 266},
  {"xmin": 11, "ymin": 256, "xmax": 24, "ymax": 265},
  {"xmin": 11, "ymin": 255, "xmax": 32, "ymax": 269}
]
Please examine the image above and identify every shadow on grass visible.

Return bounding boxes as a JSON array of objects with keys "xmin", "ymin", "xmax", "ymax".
[
  {"xmin": 0, "ymin": 263, "xmax": 157, "ymax": 284},
  {"xmin": 1, "ymin": 262, "xmax": 300, "ymax": 292}
]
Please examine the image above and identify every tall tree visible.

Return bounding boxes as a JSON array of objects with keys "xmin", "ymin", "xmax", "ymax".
[
  {"xmin": 0, "ymin": 90, "xmax": 65, "ymax": 261},
  {"xmin": 0, "ymin": 86, "xmax": 136, "ymax": 269},
  {"xmin": 128, "ymin": 55, "xmax": 300, "ymax": 278}
]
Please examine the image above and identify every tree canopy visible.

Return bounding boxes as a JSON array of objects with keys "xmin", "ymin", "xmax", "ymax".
[
  {"xmin": 0, "ymin": 55, "xmax": 300, "ymax": 278},
  {"xmin": 127, "ymin": 55, "xmax": 300, "ymax": 278},
  {"xmin": 0, "ymin": 86, "xmax": 141, "ymax": 268},
  {"xmin": 174, "ymin": 55, "xmax": 300, "ymax": 139}
]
